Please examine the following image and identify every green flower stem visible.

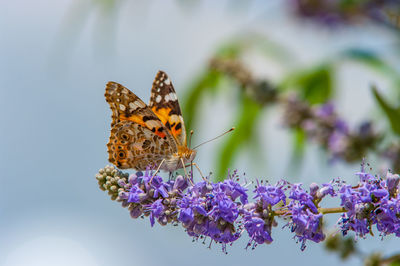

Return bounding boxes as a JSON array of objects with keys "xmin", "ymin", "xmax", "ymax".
[
  {"xmin": 319, "ymin": 207, "xmax": 347, "ymax": 214},
  {"xmin": 274, "ymin": 207, "xmax": 346, "ymax": 216}
]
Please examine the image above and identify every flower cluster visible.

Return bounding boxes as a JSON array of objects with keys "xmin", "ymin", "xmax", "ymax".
[
  {"xmin": 339, "ymin": 170, "xmax": 400, "ymax": 239},
  {"xmin": 282, "ymin": 95, "xmax": 381, "ymax": 163},
  {"xmin": 177, "ymin": 179, "xmax": 248, "ymax": 252},
  {"xmin": 243, "ymin": 180, "xmax": 287, "ymax": 249},
  {"xmin": 209, "ymin": 57, "xmax": 277, "ymax": 105},
  {"xmin": 285, "ymin": 183, "xmax": 328, "ymax": 250},
  {"xmin": 96, "ymin": 165, "xmax": 400, "ymax": 252}
]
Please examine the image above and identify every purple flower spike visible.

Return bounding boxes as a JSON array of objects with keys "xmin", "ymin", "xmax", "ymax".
[
  {"xmin": 127, "ymin": 185, "xmax": 144, "ymax": 203},
  {"xmin": 244, "ymin": 214, "xmax": 274, "ymax": 248},
  {"xmin": 316, "ymin": 183, "xmax": 336, "ymax": 199},
  {"xmin": 220, "ymin": 179, "xmax": 248, "ymax": 204},
  {"xmin": 386, "ymin": 172, "xmax": 400, "ymax": 197},
  {"xmin": 290, "ymin": 206, "xmax": 325, "ymax": 251},
  {"xmin": 148, "ymin": 199, "xmax": 164, "ymax": 227},
  {"xmin": 254, "ymin": 181, "xmax": 287, "ymax": 207},
  {"xmin": 97, "ymin": 164, "xmax": 400, "ymax": 252},
  {"xmin": 289, "ymin": 184, "xmax": 318, "ymax": 213},
  {"xmin": 208, "ymin": 192, "xmax": 239, "ymax": 224}
]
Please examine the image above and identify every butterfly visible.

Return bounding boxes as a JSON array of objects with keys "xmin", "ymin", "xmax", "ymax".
[{"xmin": 105, "ymin": 71, "xmax": 196, "ymax": 172}]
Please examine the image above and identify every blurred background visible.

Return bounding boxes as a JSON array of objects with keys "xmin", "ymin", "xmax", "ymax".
[{"xmin": 1, "ymin": 0, "xmax": 400, "ymax": 265}]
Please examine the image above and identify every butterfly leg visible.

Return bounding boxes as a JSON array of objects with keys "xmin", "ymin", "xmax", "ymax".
[
  {"xmin": 181, "ymin": 158, "xmax": 194, "ymax": 186},
  {"xmin": 149, "ymin": 158, "xmax": 166, "ymax": 184},
  {"xmin": 190, "ymin": 162, "xmax": 208, "ymax": 183},
  {"xmin": 184, "ymin": 162, "xmax": 208, "ymax": 182}
]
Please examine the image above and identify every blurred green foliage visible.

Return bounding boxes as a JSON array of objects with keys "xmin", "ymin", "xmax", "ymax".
[
  {"xmin": 184, "ymin": 36, "xmax": 400, "ymax": 182},
  {"xmin": 280, "ymin": 64, "xmax": 334, "ymax": 104},
  {"xmin": 215, "ymin": 95, "xmax": 262, "ymax": 181},
  {"xmin": 325, "ymin": 234, "xmax": 357, "ymax": 260},
  {"xmin": 183, "ymin": 69, "xmax": 223, "ymax": 132},
  {"xmin": 288, "ymin": 64, "xmax": 334, "ymax": 104},
  {"xmin": 372, "ymin": 85, "xmax": 400, "ymax": 137}
]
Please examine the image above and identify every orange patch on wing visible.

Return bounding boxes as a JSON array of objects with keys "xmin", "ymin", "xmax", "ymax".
[
  {"xmin": 152, "ymin": 107, "xmax": 183, "ymax": 138},
  {"xmin": 171, "ymin": 127, "xmax": 182, "ymax": 138},
  {"xmin": 155, "ymin": 131, "xmax": 166, "ymax": 139},
  {"xmin": 120, "ymin": 114, "xmax": 166, "ymax": 139},
  {"xmin": 120, "ymin": 114, "xmax": 146, "ymax": 127},
  {"xmin": 151, "ymin": 107, "xmax": 169, "ymax": 125}
]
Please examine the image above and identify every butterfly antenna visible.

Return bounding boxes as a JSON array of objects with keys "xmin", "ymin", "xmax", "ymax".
[
  {"xmin": 193, "ymin": 127, "xmax": 235, "ymax": 150},
  {"xmin": 188, "ymin": 130, "xmax": 194, "ymax": 149}
]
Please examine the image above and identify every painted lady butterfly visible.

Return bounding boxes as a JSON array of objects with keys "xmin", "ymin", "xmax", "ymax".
[{"xmin": 105, "ymin": 71, "xmax": 196, "ymax": 172}]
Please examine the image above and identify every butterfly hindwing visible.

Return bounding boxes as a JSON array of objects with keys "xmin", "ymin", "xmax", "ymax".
[
  {"xmin": 105, "ymin": 81, "xmax": 178, "ymax": 169},
  {"xmin": 107, "ymin": 120, "xmax": 176, "ymax": 169},
  {"xmin": 149, "ymin": 71, "xmax": 187, "ymax": 147}
]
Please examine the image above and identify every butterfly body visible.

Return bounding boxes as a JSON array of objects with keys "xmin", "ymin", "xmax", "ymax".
[
  {"xmin": 164, "ymin": 146, "xmax": 197, "ymax": 172},
  {"xmin": 105, "ymin": 71, "xmax": 195, "ymax": 172}
]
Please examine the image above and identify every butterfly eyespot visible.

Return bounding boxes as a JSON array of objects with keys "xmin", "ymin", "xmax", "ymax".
[
  {"xmin": 117, "ymin": 150, "xmax": 126, "ymax": 159},
  {"xmin": 120, "ymin": 133, "xmax": 130, "ymax": 141}
]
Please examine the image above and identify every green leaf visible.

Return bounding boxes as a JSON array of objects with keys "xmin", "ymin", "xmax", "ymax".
[
  {"xmin": 342, "ymin": 48, "xmax": 384, "ymax": 69},
  {"xmin": 372, "ymin": 85, "xmax": 400, "ymax": 136},
  {"xmin": 183, "ymin": 69, "xmax": 222, "ymax": 132},
  {"xmin": 214, "ymin": 96, "xmax": 262, "ymax": 181},
  {"xmin": 296, "ymin": 65, "xmax": 334, "ymax": 104},
  {"xmin": 279, "ymin": 65, "xmax": 334, "ymax": 104},
  {"xmin": 293, "ymin": 128, "xmax": 306, "ymax": 157}
]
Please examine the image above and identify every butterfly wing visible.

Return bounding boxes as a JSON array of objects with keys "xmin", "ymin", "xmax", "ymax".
[
  {"xmin": 149, "ymin": 71, "xmax": 187, "ymax": 147},
  {"xmin": 105, "ymin": 81, "xmax": 178, "ymax": 169}
]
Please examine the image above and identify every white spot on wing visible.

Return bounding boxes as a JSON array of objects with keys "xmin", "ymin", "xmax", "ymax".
[
  {"xmin": 119, "ymin": 104, "xmax": 126, "ymax": 111},
  {"xmin": 135, "ymin": 100, "xmax": 146, "ymax": 108},
  {"xmin": 156, "ymin": 95, "xmax": 162, "ymax": 103},
  {"xmin": 169, "ymin": 92, "xmax": 177, "ymax": 101},
  {"xmin": 170, "ymin": 114, "xmax": 180, "ymax": 123},
  {"xmin": 164, "ymin": 78, "xmax": 171, "ymax": 85},
  {"xmin": 129, "ymin": 102, "xmax": 137, "ymax": 109},
  {"xmin": 165, "ymin": 94, "xmax": 171, "ymax": 102},
  {"xmin": 121, "ymin": 88, "xmax": 129, "ymax": 94},
  {"xmin": 145, "ymin": 120, "xmax": 162, "ymax": 129}
]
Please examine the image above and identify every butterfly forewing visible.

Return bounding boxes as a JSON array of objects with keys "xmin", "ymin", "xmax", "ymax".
[{"xmin": 149, "ymin": 71, "xmax": 187, "ymax": 147}]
